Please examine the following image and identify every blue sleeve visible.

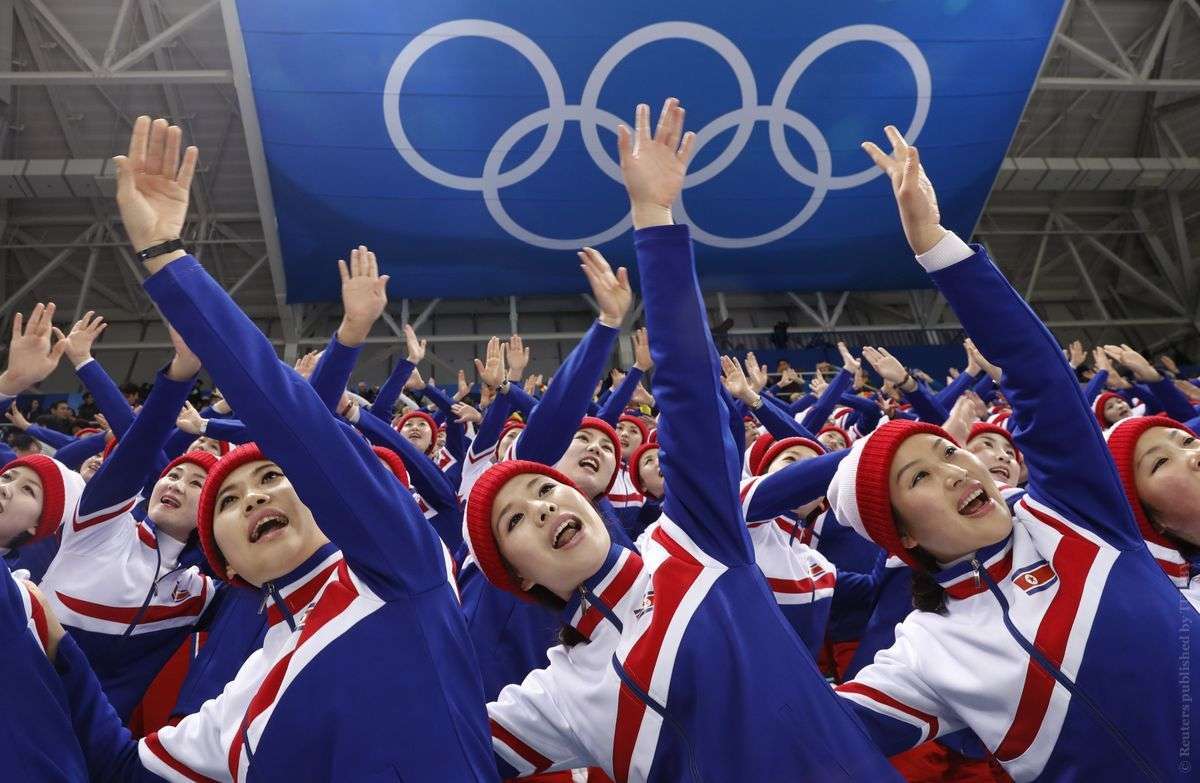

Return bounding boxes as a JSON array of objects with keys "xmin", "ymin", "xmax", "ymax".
[
  {"xmin": 789, "ymin": 393, "xmax": 817, "ymax": 415},
  {"xmin": 1146, "ymin": 377, "xmax": 1195, "ymax": 423},
  {"xmin": 204, "ymin": 418, "xmax": 254, "ymax": 445},
  {"xmin": 0, "ymin": 440, "xmax": 16, "ymax": 467},
  {"xmin": 80, "ymin": 366, "xmax": 193, "ymax": 517},
  {"xmin": 422, "ymin": 384, "xmax": 466, "ymax": 462},
  {"xmin": 51, "ymin": 432, "xmax": 107, "ymax": 471},
  {"xmin": 636, "ymin": 225, "xmax": 751, "ymax": 566},
  {"xmin": 901, "ymin": 382, "xmax": 949, "ymax": 424},
  {"xmin": 971, "ymin": 372, "xmax": 998, "ymax": 404},
  {"xmin": 368, "ymin": 358, "xmax": 414, "ymax": 423},
  {"xmin": 755, "ymin": 395, "xmax": 815, "ymax": 441},
  {"xmin": 718, "ymin": 387, "xmax": 752, "ymax": 459},
  {"xmin": 162, "ymin": 428, "xmax": 196, "ymax": 461},
  {"xmin": 353, "ymin": 408, "xmax": 460, "ymax": 518},
  {"xmin": 504, "ymin": 383, "xmax": 538, "ymax": 419},
  {"xmin": 76, "ymin": 360, "xmax": 135, "ymax": 438},
  {"xmin": 744, "ymin": 451, "xmax": 848, "ymax": 521},
  {"xmin": 929, "ymin": 247, "xmax": 1140, "ymax": 548},
  {"xmin": 829, "ymin": 555, "xmax": 886, "ymax": 615},
  {"xmin": 933, "ymin": 370, "xmax": 975, "ymax": 409},
  {"xmin": 839, "ymin": 394, "xmax": 882, "ymax": 434},
  {"xmin": 469, "ymin": 391, "xmax": 514, "ymax": 459},
  {"xmin": 1130, "ymin": 383, "xmax": 1163, "ymax": 415},
  {"xmin": 514, "ymin": 320, "xmax": 618, "ymax": 464},
  {"xmin": 53, "ymin": 635, "xmax": 157, "ymax": 782},
  {"xmin": 1187, "ymin": 413, "xmax": 1200, "ymax": 433},
  {"xmin": 596, "ymin": 367, "xmax": 644, "ymax": 425},
  {"xmin": 1083, "ymin": 370, "xmax": 1106, "ymax": 403},
  {"xmin": 26, "ymin": 425, "xmax": 74, "ymax": 450},
  {"xmin": 310, "ymin": 332, "xmax": 362, "ymax": 413},
  {"xmin": 143, "ymin": 256, "xmax": 450, "ymax": 597},
  {"xmin": 800, "ymin": 370, "xmax": 854, "ymax": 432}
]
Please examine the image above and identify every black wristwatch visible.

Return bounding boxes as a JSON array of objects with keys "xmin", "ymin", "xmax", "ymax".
[{"xmin": 136, "ymin": 238, "xmax": 186, "ymax": 262}]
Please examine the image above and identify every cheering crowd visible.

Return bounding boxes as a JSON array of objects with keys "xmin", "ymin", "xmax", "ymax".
[{"xmin": 0, "ymin": 99, "xmax": 1197, "ymax": 783}]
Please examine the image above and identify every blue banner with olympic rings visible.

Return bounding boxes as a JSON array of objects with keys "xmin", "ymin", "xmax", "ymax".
[{"xmin": 235, "ymin": 0, "xmax": 1064, "ymax": 302}]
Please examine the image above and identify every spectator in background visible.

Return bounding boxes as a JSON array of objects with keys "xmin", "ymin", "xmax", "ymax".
[
  {"xmin": 20, "ymin": 398, "xmax": 40, "ymax": 418},
  {"xmin": 76, "ymin": 391, "xmax": 99, "ymax": 421},
  {"xmin": 772, "ymin": 320, "xmax": 790, "ymax": 349},
  {"xmin": 36, "ymin": 400, "xmax": 75, "ymax": 435},
  {"xmin": 356, "ymin": 380, "xmax": 378, "ymax": 402},
  {"xmin": 6, "ymin": 431, "xmax": 41, "ymax": 456}
]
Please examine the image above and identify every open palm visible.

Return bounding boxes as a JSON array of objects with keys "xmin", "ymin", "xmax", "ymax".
[{"xmin": 114, "ymin": 116, "xmax": 197, "ymax": 252}]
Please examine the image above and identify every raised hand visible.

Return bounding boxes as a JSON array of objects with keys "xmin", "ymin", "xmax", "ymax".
[
  {"xmin": 293, "ymin": 350, "xmax": 320, "ymax": 380},
  {"xmin": 176, "ymin": 401, "xmax": 205, "ymax": 435},
  {"xmin": 113, "ymin": 116, "xmax": 198, "ymax": 265},
  {"xmin": 720, "ymin": 355, "xmax": 758, "ymax": 405},
  {"xmin": 404, "ymin": 323, "xmax": 427, "ymax": 365},
  {"xmin": 837, "ymin": 341, "xmax": 861, "ymax": 374},
  {"xmin": 0, "ymin": 304, "xmax": 68, "ymax": 396},
  {"xmin": 1092, "ymin": 346, "xmax": 1113, "ymax": 374},
  {"xmin": 943, "ymin": 390, "xmax": 985, "ymax": 445},
  {"xmin": 524, "ymin": 374, "xmax": 542, "ymax": 396},
  {"xmin": 474, "ymin": 336, "xmax": 505, "ymax": 388},
  {"xmin": 779, "ymin": 367, "xmax": 801, "ymax": 389},
  {"xmin": 94, "ymin": 412, "xmax": 111, "ymax": 435},
  {"xmin": 1067, "ymin": 340, "xmax": 1086, "ymax": 369},
  {"xmin": 63, "ymin": 311, "xmax": 107, "ymax": 367},
  {"xmin": 405, "ymin": 367, "xmax": 425, "ymax": 392},
  {"xmin": 452, "ymin": 401, "xmax": 482, "ymax": 426},
  {"xmin": 337, "ymin": 246, "xmax": 389, "ymax": 347},
  {"xmin": 5, "ymin": 407, "xmax": 30, "ymax": 431},
  {"xmin": 631, "ymin": 327, "xmax": 653, "ymax": 372},
  {"xmin": 631, "ymin": 382, "xmax": 655, "ymax": 409},
  {"xmin": 578, "ymin": 247, "xmax": 632, "ymax": 328},
  {"xmin": 1104, "ymin": 344, "xmax": 1160, "ymax": 382},
  {"xmin": 965, "ymin": 338, "xmax": 1001, "ymax": 381},
  {"xmin": 505, "ymin": 334, "xmax": 530, "ymax": 381},
  {"xmin": 1159, "ymin": 355, "xmax": 1180, "ymax": 376},
  {"xmin": 861, "ymin": 125, "xmax": 946, "ymax": 255},
  {"xmin": 745, "ymin": 352, "xmax": 769, "ymax": 393},
  {"xmin": 454, "ymin": 370, "xmax": 471, "ymax": 401},
  {"xmin": 166, "ymin": 325, "xmax": 201, "ymax": 381},
  {"xmin": 617, "ymin": 98, "xmax": 696, "ymax": 229},
  {"xmin": 809, "ymin": 369, "xmax": 828, "ymax": 395},
  {"xmin": 862, "ymin": 346, "xmax": 911, "ymax": 389}
]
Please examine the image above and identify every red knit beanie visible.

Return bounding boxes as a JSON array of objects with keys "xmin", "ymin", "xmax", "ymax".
[
  {"xmin": 1104, "ymin": 416, "xmax": 1194, "ymax": 549},
  {"xmin": 463, "ymin": 460, "xmax": 585, "ymax": 602},
  {"xmin": 747, "ymin": 433, "xmax": 775, "ymax": 476},
  {"xmin": 818, "ymin": 424, "xmax": 851, "ymax": 451},
  {"xmin": 754, "ymin": 437, "xmax": 825, "ymax": 477},
  {"xmin": 397, "ymin": 411, "xmax": 438, "ymax": 454},
  {"xmin": 628, "ymin": 442, "xmax": 662, "ymax": 498},
  {"xmin": 648, "ymin": 428, "xmax": 658, "ymax": 445},
  {"xmin": 74, "ymin": 427, "xmax": 102, "ymax": 437},
  {"xmin": 102, "ymin": 438, "xmax": 118, "ymax": 460},
  {"xmin": 617, "ymin": 414, "xmax": 650, "ymax": 448},
  {"xmin": 966, "ymin": 422, "xmax": 1023, "ymax": 464},
  {"xmin": 159, "ymin": 450, "xmax": 219, "ymax": 481},
  {"xmin": 1093, "ymin": 392, "xmax": 1125, "ymax": 428},
  {"xmin": 826, "ymin": 419, "xmax": 955, "ymax": 570},
  {"xmin": 196, "ymin": 444, "xmax": 268, "ymax": 587},
  {"xmin": 372, "ymin": 446, "xmax": 411, "ymax": 490},
  {"xmin": 1, "ymin": 455, "xmax": 83, "ymax": 543},
  {"xmin": 574, "ymin": 417, "xmax": 622, "ymax": 495}
]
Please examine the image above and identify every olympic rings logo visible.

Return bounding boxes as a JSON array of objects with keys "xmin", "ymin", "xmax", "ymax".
[{"xmin": 383, "ymin": 20, "xmax": 931, "ymax": 250}]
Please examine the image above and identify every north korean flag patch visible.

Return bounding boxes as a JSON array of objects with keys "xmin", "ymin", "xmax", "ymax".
[{"xmin": 1011, "ymin": 560, "xmax": 1058, "ymax": 595}]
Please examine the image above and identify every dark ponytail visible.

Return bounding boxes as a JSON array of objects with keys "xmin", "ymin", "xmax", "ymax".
[{"xmin": 907, "ymin": 547, "xmax": 949, "ymax": 615}]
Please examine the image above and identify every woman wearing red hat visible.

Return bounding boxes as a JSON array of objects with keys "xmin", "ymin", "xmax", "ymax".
[
  {"xmin": 1105, "ymin": 415, "xmax": 1200, "ymax": 610},
  {"xmin": 470, "ymin": 99, "xmax": 895, "ymax": 782},
  {"xmin": 830, "ymin": 125, "xmax": 1196, "ymax": 781}
]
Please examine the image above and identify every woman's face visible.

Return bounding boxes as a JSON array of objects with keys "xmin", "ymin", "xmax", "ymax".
[
  {"xmin": 79, "ymin": 455, "xmax": 103, "ymax": 483},
  {"xmin": 211, "ymin": 460, "xmax": 329, "ymax": 587},
  {"xmin": 765, "ymin": 445, "xmax": 824, "ymax": 517},
  {"xmin": 819, "ymin": 430, "xmax": 847, "ymax": 452},
  {"xmin": 491, "ymin": 472, "xmax": 611, "ymax": 600},
  {"xmin": 889, "ymin": 434, "xmax": 1013, "ymax": 563},
  {"xmin": 966, "ymin": 434, "xmax": 1019, "ymax": 485},
  {"xmin": 638, "ymin": 450, "xmax": 663, "ymax": 499},
  {"xmin": 402, "ymin": 418, "xmax": 433, "ymax": 453},
  {"xmin": 555, "ymin": 428, "xmax": 616, "ymax": 500},
  {"xmin": 0, "ymin": 467, "xmax": 42, "ymax": 546},
  {"xmin": 188, "ymin": 436, "xmax": 225, "ymax": 457},
  {"xmin": 1133, "ymin": 426, "xmax": 1200, "ymax": 545},
  {"xmin": 148, "ymin": 462, "xmax": 208, "ymax": 541},
  {"xmin": 1105, "ymin": 396, "xmax": 1132, "ymax": 424},
  {"xmin": 743, "ymin": 420, "xmax": 759, "ymax": 449},
  {"xmin": 616, "ymin": 421, "xmax": 644, "ymax": 453}
]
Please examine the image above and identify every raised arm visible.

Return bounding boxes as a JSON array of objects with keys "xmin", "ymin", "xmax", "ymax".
[
  {"xmin": 623, "ymin": 99, "xmax": 751, "ymax": 566},
  {"xmin": 722, "ymin": 355, "xmax": 812, "ymax": 441},
  {"xmin": 863, "ymin": 125, "xmax": 1136, "ymax": 546},
  {"xmin": 48, "ymin": 431, "xmax": 107, "ymax": 472},
  {"xmin": 116, "ymin": 117, "xmax": 447, "ymax": 595},
  {"xmin": 1105, "ymin": 344, "xmax": 1197, "ymax": 423},
  {"xmin": 801, "ymin": 344, "xmax": 860, "ymax": 431},
  {"xmin": 0, "ymin": 304, "xmax": 68, "ymax": 422},
  {"xmin": 596, "ymin": 329, "xmax": 652, "ymax": 425},
  {"xmin": 513, "ymin": 259, "xmax": 624, "ymax": 463},
  {"xmin": 741, "ymin": 450, "xmax": 849, "ymax": 523},
  {"xmin": 368, "ymin": 324, "xmax": 421, "ymax": 422},
  {"xmin": 64, "ymin": 313, "xmax": 137, "ymax": 439}
]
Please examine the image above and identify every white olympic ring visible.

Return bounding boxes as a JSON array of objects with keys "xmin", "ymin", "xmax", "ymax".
[{"xmin": 382, "ymin": 20, "xmax": 931, "ymax": 250}]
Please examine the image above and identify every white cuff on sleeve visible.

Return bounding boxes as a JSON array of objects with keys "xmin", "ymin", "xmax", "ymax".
[
  {"xmin": 915, "ymin": 232, "xmax": 974, "ymax": 273},
  {"xmin": 74, "ymin": 357, "xmax": 95, "ymax": 371}
]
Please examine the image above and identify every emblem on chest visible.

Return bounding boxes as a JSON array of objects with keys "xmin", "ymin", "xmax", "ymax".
[
  {"xmin": 633, "ymin": 588, "xmax": 656, "ymax": 620},
  {"xmin": 1011, "ymin": 560, "xmax": 1057, "ymax": 595}
]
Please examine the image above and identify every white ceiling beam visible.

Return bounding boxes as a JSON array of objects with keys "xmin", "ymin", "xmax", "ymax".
[
  {"xmin": 0, "ymin": 224, "xmax": 95, "ymax": 320},
  {"xmin": 23, "ymin": 0, "xmax": 100, "ymax": 72},
  {"xmin": 108, "ymin": 0, "xmax": 219, "ymax": 72},
  {"xmin": 102, "ymin": 0, "xmax": 136, "ymax": 69},
  {"xmin": 1037, "ymin": 76, "xmax": 1200, "ymax": 92},
  {"xmin": 1054, "ymin": 32, "xmax": 1134, "ymax": 80}
]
